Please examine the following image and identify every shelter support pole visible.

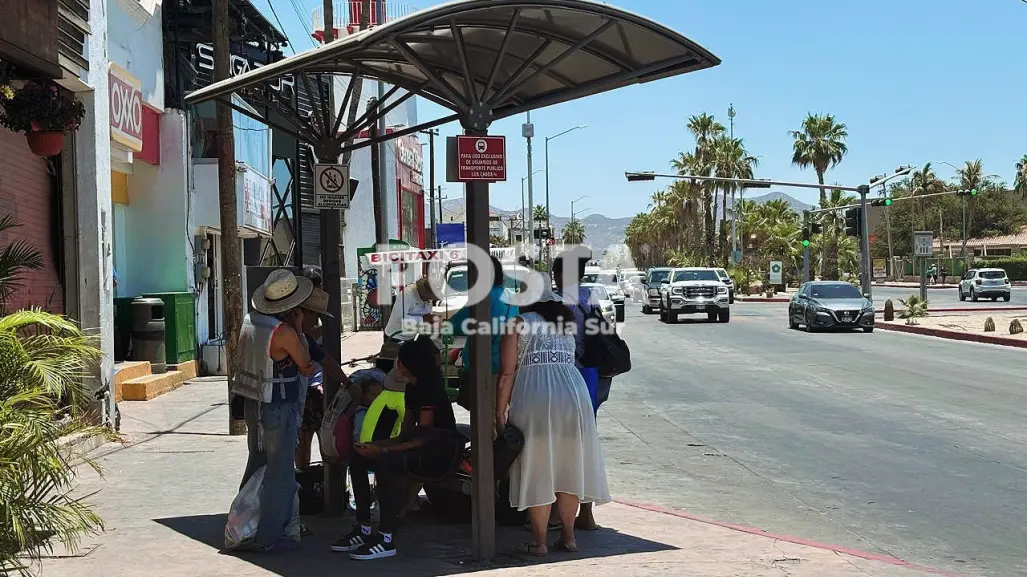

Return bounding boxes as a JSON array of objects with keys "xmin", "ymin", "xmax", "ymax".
[{"xmin": 465, "ymin": 126, "xmax": 496, "ymax": 562}]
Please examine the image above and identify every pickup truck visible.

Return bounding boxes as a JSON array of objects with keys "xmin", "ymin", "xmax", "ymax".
[{"xmin": 658, "ymin": 267, "xmax": 731, "ymax": 323}]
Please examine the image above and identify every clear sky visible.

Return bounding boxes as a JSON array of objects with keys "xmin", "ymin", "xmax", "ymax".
[{"xmin": 256, "ymin": 0, "xmax": 1027, "ymax": 218}]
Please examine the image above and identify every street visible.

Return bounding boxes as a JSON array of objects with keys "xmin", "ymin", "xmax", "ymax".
[
  {"xmin": 603, "ymin": 303, "xmax": 1027, "ymax": 577},
  {"xmin": 871, "ymin": 285, "xmax": 1027, "ymax": 308}
]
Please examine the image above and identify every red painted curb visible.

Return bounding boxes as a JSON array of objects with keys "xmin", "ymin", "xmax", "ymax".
[
  {"xmin": 615, "ymin": 499, "xmax": 967, "ymax": 577},
  {"xmin": 876, "ymin": 322, "xmax": 1027, "ymax": 349}
]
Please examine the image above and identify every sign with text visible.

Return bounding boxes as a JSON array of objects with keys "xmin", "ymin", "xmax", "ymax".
[
  {"xmin": 195, "ymin": 43, "xmax": 294, "ymax": 95},
  {"xmin": 314, "ymin": 164, "xmax": 350, "ymax": 210},
  {"xmin": 368, "ymin": 248, "xmax": 467, "ymax": 265},
  {"xmin": 239, "ymin": 164, "xmax": 272, "ymax": 236},
  {"xmin": 450, "ymin": 135, "xmax": 506, "ymax": 182},
  {"xmin": 109, "ymin": 64, "xmax": 143, "ymax": 152},
  {"xmin": 913, "ymin": 231, "xmax": 934, "ymax": 257}
]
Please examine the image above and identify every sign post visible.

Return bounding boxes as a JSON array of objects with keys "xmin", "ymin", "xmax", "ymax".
[
  {"xmin": 314, "ymin": 164, "xmax": 351, "ymax": 210},
  {"xmin": 769, "ymin": 261, "xmax": 783, "ymax": 287},
  {"xmin": 913, "ymin": 231, "xmax": 933, "ymax": 301}
]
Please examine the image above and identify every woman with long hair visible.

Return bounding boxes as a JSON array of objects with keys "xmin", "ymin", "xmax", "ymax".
[{"xmin": 495, "ymin": 274, "xmax": 609, "ymax": 557}]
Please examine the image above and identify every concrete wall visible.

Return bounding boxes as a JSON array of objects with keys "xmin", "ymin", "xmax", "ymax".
[{"xmin": 107, "ymin": 0, "xmax": 164, "ymax": 111}]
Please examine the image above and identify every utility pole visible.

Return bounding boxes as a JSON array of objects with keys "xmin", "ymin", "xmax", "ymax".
[
  {"xmin": 438, "ymin": 185, "xmax": 445, "ymax": 224},
  {"xmin": 422, "ymin": 129, "xmax": 437, "ymax": 247},
  {"xmin": 802, "ymin": 210, "xmax": 810, "ymax": 283},
  {"xmin": 727, "ymin": 103, "xmax": 738, "ymax": 263},
  {"xmin": 522, "ymin": 113, "xmax": 535, "ymax": 265},
  {"xmin": 214, "ymin": 0, "xmax": 244, "ymax": 436},
  {"xmin": 858, "ymin": 185, "xmax": 872, "ymax": 298},
  {"xmin": 375, "ymin": 0, "xmax": 388, "ymax": 247},
  {"xmin": 370, "ymin": 101, "xmax": 384, "ymax": 244}
]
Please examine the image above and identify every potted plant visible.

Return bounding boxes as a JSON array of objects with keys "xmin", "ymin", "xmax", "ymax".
[{"xmin": 0, "ymin": 80, "xmax": 85, "ymax": 156}]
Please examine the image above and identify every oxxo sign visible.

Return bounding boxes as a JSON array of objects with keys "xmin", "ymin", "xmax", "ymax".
[
  {"xmin": 109, "ymin": 64, "xmax": 143, "ymax": 152},
  {"xmin": 195, "ymin": 43, "xmax": 294, "ymax": 95}
]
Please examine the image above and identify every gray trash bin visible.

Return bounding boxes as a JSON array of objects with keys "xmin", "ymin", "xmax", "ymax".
[{"xmin": 131, "ymin": 297, "xmax": 167, "ymax": 374}]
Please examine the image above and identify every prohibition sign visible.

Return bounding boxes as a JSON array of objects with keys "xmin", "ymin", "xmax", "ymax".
[{"xmin": 318, "ymin": 165, "xmax": 345, "ymax": 194}]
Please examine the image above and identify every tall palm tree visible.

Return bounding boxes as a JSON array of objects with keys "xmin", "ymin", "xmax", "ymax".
[
  {"xmin": 685, "ymin": 113, "xmax": 725, "ymax": 261},
  {"xmin": 1014, "ymin": 154, "xmax": 1027, "ymax": 202},
  {"xmin": 561, "ymin": 220, "xmax": 585, "ymax": 245},
  {"xmin": 909, "ymin": 163, "xmax": 944, "ymax": 229},
  {"xmin": 713, "ymin": 136, "xmax": 758, "ymax": 261},
  {"xmin": 532, "ymin": 204, "xmax": 547, "ymax": 222},
  {"xmin": 815, "ymin": 188, "xmax": 858, "ymax": 279},
  {"xmin": 790, "ymin": 113, "xmax": 848, "ymax": 279},
  {"xmin": 955, "ymin": 160, "xmax": 985, "ymax": 241}
]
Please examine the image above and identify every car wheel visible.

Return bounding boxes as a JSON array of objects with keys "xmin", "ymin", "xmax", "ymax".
[
  {"xmin": 804, "ymin": 310, "xmax": 816, "ymax": 332},
  {"xmin": 658, "ymin": 303, "xmax": 667, "ymax": 323},
  {"xmin": 718, "ymin": 309, "xmax": 730, "ymax": 323},
  {"xmin": 642, "ymin": 305, "xmax": 651, "ymax": 314},
  {"xmin": 669, "ymin": 311, "xmax": 679, "ymax": 324},
  {"xmin": 789, "ymin": 314, "xmax": 799, "ymax": 329},
  {"xmin": 971, "ymin": 288, "xmax": 978, "ymax": 302},
  {"xmin": 958, "ymin": 287, "xmax": 966, "ymax": 302},
  {"xmin": 707, "ymin": 311, "xmax": 718, "ymax": 322},
  {"xmin": 863, "ymin": 326, "xmax": 874, "ymax": 333},
  {"xmin": 1004, "ymin": 294, "xmax": 1011, "ymax": 302},
  {"xmin": 992, "ymin": 296, "xmax": 998, "ymax": 302}
]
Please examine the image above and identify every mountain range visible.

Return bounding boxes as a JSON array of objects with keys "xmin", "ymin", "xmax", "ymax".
[{"xmin": 437, "ymin": 191, "xmax": 811, "ymax": 257}]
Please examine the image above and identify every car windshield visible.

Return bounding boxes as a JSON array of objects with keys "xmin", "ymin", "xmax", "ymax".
[
  {"xmin": 672, "ymin": 270, "xmax": 719, "ymax": 282},
  {"xmin": 587, "ymin": 285, "xmax": 610, "ymax": 300},
  {"xmin": 980, "ymin": 270, "xmax": 1006, "ymax": 279},
  {"xmin": 809, "ymin": 284, "xmax": 863, "ymax": 299},
  {"xmin": 446, "ymin": 269, "xmax": 523, "ymax": 294},
  {"xmin": 716, "ymin": 269, "xmax": 730, "ymax": 280},
  {"xmin": 647, "ymin": 270, "xmax": 671, "ymax": 284}
]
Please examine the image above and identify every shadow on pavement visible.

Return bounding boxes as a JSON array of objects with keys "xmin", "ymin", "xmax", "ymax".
[{"xmin": 156, "ymin": 509, "xmax": 676, "ymax": 577}]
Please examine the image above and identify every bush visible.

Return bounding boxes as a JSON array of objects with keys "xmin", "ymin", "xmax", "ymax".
[
  {"xmin": 898, "ymin": 295, "xmax": 928, "ymax": 325},
  {"xmin": 883, "ymin": 299, "xmax": 894, "ymax": 321},
  {"xmin": 984, "ymin": 317, "xmax": 995, "ymax": 332},
  {"xmin": 976, "ymin": 257, "xmax": 1027, "ymax": 281},
  {"xmin": 0, "ymin": 310, "xmax": 109, "ymax": 575},
  {"xmin": 1010, "ymin": 318, "xmax": 1024, "ymax": 335}
]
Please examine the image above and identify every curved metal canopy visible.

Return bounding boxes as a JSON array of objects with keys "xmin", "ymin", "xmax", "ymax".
[{"xmin": 185, "ymin": 0, "xmax": 720, "ymax": 131}]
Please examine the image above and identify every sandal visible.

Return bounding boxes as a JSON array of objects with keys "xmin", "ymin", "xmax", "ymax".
[
  {"xmin": 553, "ymin": 538, "xmax": 578, "ymax": 552},
  {"xmin": 515, "ymin": 542, "xmax": 548, "ymax": 557}
]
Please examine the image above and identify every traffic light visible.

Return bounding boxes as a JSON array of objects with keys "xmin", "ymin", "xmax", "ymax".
[
  {"xmin": 871, "ymin": 198, "xmax": 892, "ymax": 207},
  {"xmin": 801, "ymin": 226, "xmax": 811, "ymax": 247},
  {"xmin": 955, "ymin": 188, "xmax": 978, "ymax": 197},
  {"xmin": 844, "ymin": 208, "xmax": 861, "ymax": 237}
]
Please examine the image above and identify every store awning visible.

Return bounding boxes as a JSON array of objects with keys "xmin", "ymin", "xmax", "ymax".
[{"xmin": 185, "ymin": 0, "xmax": 720, "ymax": 132}]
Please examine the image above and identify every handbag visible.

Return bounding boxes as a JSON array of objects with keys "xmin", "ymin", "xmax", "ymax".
[
  {"xmin": 296, "ymin": 464, "xmax": 324, "ymax": 515},
  {"xmin": 577, "ymin": 304, "xmax": 631, "ymax": 377}
]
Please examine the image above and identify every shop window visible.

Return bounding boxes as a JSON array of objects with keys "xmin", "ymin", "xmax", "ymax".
[
  {"xmin": 400, "ymin": 187, "xmax": 422, "ymax": 247},
  {"xmin": 190, "ymin": 98, "xmax": 270, "ymax": 177}
]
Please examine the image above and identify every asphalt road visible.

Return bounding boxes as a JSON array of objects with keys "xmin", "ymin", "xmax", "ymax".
[
  {"xmin": 601, "ymin": 302, "xmax": 1027, "ymax": 577},
  {"xmin": 871, "ymin": 285, "xmax": 1027, "ymax": 308}
]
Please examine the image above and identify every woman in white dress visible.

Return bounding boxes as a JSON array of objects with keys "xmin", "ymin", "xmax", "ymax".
[{"xmin": 495, "ymin": 275, "xmax": 610, "ymax": 556}]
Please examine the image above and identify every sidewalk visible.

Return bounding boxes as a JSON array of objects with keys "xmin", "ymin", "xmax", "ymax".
[{"xmin": 38, "ymin": 375, "xmax": 961, "ymax": 576}]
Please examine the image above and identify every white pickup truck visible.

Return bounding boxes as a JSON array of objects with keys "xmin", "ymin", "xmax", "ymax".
[{"xmin": 657, "ymin": 267, "xmax": 731, "ymax": 323}]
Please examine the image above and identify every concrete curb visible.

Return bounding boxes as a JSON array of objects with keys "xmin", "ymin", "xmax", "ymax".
[
  {"xmin": 875, "ymin": 282, "xmax": 1027, "ymax": 288},
  {"xmin": 615, "ymin": 499, "xmax": 967, "ymax": 577},
  {"xmin": 735, "ymin": 297, "xmax": 791, "ymax": 303},
  {"xmin": 874, "ymin": 306, "xmax": 1027, "ymax": 314},
  {"xmin": 875, "ymin": 322, "xmax": 1027, "ymax": 349}
]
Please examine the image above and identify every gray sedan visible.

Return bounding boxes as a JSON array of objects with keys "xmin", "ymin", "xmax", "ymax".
[{"xmin": 789, "ymin": 281, "xmax": 875, "ymax": 333}]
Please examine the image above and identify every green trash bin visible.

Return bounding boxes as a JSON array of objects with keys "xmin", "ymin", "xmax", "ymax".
[{"xmin": 143, "ymin": 292, "xmax": 196, "ymax": 365}]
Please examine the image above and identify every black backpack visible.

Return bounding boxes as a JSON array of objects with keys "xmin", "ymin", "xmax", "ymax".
[{"xmin": 577, "ymin": 304, "xmax": 631, "ymax": 377}]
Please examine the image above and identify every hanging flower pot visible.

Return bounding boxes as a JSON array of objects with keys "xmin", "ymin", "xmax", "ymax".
[
  {"xmin": 25, "ymin": 131, "xmax": 65, "ymax": 156},
  {"xmin": 0, "ymin": 80, "xmax": 85, "ymax": 156}
]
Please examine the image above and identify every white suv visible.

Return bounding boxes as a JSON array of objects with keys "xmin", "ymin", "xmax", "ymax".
[{"xmin": 958, "ymin": 268, "xmax": 1011, "ymax": 302}]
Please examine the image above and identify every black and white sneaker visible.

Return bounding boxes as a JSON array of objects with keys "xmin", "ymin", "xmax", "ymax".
[
  {"xmin": 330, "ymin": 526, "xmax": 370, "ymax": 552},
  {"xmin": 349, "ymin": 534, "xmax": 396, "ymax": 560}
]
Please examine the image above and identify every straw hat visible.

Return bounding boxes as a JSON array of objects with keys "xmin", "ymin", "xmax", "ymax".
[
  {"xmin": 251, "ymin": 269, "xmax": 313, "ymax": 315},
  {"xmin": 300, "ymin": 287, "xmax": 333, "ymax": 317}
]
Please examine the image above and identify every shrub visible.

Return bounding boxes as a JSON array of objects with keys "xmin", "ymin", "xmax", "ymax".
[
  {"xmin": 976, "ymin": 257, "xmax": 1027, "ymax": 281},
  {"xmin": 898, "ymin": 295, "xmax": 928, "ymax": 325},
  {"xmin": 984, "ymin": 317, "xmax": 995, "ymax": 332},
  {"xmin": 883, "ymin": 299, "xmax": 894, "ymax": 321},
  {"xmin": 1010, "ymin": 318, "xmax": 1024, "ymax": 335},
  {"xmin": 0, "ymin": 81, "xmax": 85, "ymax": 134}
]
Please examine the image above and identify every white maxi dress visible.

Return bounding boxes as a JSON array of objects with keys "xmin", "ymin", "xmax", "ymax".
[{"xmin": 507, "ymin": 312, "xmax": 610, "ymax": 510}]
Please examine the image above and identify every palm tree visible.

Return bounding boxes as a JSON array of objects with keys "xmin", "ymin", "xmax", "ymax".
[
  {"xmin": 0, "ymin": 215, "xmax": 43, "ymax": 314},
  {"xmin": 815, "ymin": 188, "xmax": 858, "ymax": 279},
  {"xmin": 532, "ymin": 204, "xmax": 547, "ymax": 222},
  {"xmin": 909, "ymin": 163, "xmax": 944, "ymax": 229},
  {"xmin": 561, "ymin": 220, "xmax": 586, "ymax": 245},
  {"xmin": 1015, "ymin": 154, "xmax": 1027, "ymax": 201},
  {"xmin": 713, "ymin": 135, "xmax": 758, "ymax": 261},
  {"xmin": 685, "ymin": 113, "xmax": 725, "ymax": 261},
  {"xmin": 790, "ymin": 113, "xmax": 848, "ymax": 279}
]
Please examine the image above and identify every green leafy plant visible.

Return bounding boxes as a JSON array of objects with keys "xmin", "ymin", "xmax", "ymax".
[
  {"xmin": 0, "ymin": 215, "xmax": 43, "ymax": 315},
  {"xmin": 898, "ymin": 294, "xmax": 928, "ymax": 325},
  {"xmin": 0, "ymin": 310, "xmax": 110, "ymax": 576},
  {"xmin": 984, "ymin": 317, "xmax": 995, "ymax": 332},
  {"xmin": 1007, "ymin": 318, "xmax": 1021, "ymax": 334},
  {"xmin": 0, "ymin": 81, "xmax": 85, "ymax": 134},
  {"xmin": 883, "ymin": 299, "xmax": 895, "ymax": 321}
]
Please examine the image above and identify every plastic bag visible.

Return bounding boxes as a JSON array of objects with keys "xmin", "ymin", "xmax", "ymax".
[{"xmin": 224, "ymin": 466, "xmax": 301, "ymax": 549}]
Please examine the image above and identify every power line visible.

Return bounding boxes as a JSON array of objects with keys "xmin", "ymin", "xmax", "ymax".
[
  {"xmin": 286, "ymin": 0, "xmax": 318, "ymax": 48},
  {"xmin": 264, "ymin": 0, "xmax": 297, "ymax": 54}
]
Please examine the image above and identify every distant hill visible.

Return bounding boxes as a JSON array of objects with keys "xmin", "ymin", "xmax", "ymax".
[{"xmin": 438, "ymin": 192, "xmax": 809, "ymax": 258}]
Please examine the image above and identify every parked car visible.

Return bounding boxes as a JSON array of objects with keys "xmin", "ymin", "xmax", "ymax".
[
  {"xmin": 583, "ymin": 270, "xmax": 626, "ymax": 321},
  {"xmin": 788, "ymin": 281, "xmax": 874, "ymax": 333},
  {"xmin": 958, "ymin": 268, "xmax": 1011, "ymax": 302},
  {"xmin": 641, "ymin": 267, "xmax": 674, "ymax": 314},
  {"xmin": 657, "ymin": 267, "xmax": 730, "ymax": 323},
  {"xmin": 625, "ymin": 274, "xmax": 646, "ymax": 303},
  {"xmin": 581, "ymin": 283, "xmax": 617, "ymax": 325},
  {"xmin": 713, "ymin": 267, "xmax": 734, "ymax": 303}
]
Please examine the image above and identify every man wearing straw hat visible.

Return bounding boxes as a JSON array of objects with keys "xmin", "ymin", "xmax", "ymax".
[
  {"xmin": 232, "ymin": 269, "xmax": 318, "ymax": 552},
  {"xmin": 379, "ymin": 275, "xmax": 439, "ymax": 373}
]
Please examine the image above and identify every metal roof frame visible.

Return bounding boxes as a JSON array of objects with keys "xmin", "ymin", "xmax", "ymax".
[{"xmin": 185, "ymin": 0, "xmax": 720, "ymax": 154}]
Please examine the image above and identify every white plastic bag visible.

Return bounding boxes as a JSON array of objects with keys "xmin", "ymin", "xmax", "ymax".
[{"xmin": 224, "ymin": 466, "xmax": 301, "ymax": 549}]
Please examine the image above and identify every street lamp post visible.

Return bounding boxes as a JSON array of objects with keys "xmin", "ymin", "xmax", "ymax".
[
  {"xmin": 545, "ymin": 124, "xmax": 586, "ymax": 264},
  {"xmin": 521, "ymin": 169, "xmax": 544, "ymax": 255},
  {"xmin": 569, "ymin": 194, "xmax": 588, "ymax": 244}
]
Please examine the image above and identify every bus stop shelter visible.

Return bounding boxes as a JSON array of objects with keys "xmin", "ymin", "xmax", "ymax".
[{"xmin": 185, "ymin": 0, "xmax": 720, "ymax": 560}]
